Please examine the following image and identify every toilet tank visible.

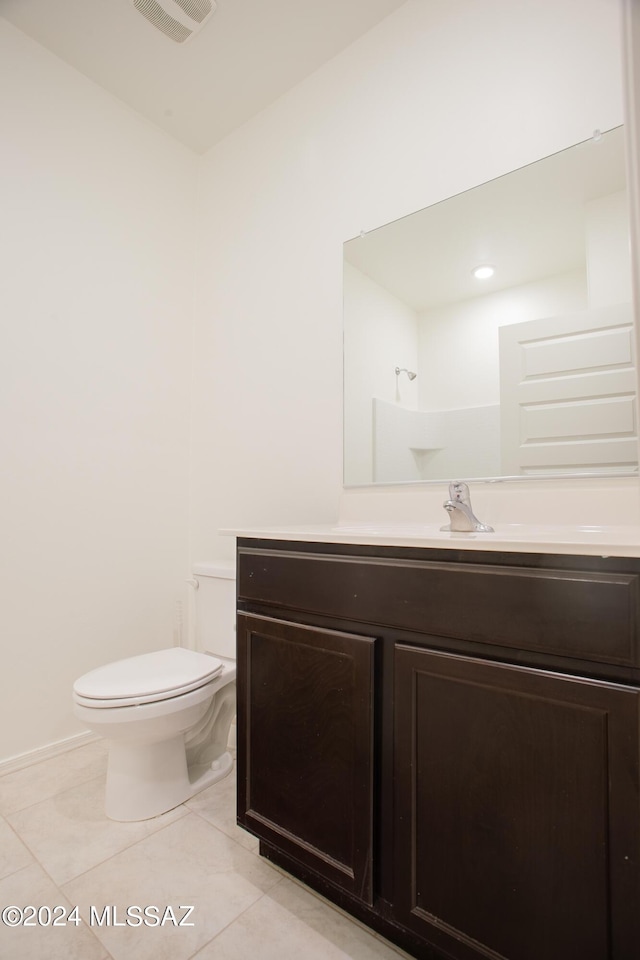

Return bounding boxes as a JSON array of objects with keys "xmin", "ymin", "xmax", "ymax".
[{"xmin": 191, "ymin": 562, "xmax": 236, "ymax": 661}]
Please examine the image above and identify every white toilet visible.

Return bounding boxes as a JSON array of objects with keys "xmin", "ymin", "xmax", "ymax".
[{"xmin": 73, "ymin": 564, "xmax": 236, "ymax": 822}]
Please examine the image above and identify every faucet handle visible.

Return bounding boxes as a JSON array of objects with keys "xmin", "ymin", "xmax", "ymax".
[
  {"xmin": 449, "ymin": 481, "xmax": 470, "ymax": 504},
  {"xmin": 442, "ymin": 481, "xmax": 494, "ymax": 534}
]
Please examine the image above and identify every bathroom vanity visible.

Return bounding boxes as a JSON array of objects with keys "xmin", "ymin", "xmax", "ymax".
[{"xmin": 234, "ymin": 528, "xmax": 640, "ymax": 960}]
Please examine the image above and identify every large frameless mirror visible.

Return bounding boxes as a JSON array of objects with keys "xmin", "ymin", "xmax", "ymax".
[{"xmin": 343, "ymin": 126, "xmax": 637, "ymax": 486}]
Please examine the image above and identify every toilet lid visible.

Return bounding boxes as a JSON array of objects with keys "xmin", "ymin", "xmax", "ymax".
[{"xmin": 73, "ymin": 648, "xmax": 223, "ymax": 705}]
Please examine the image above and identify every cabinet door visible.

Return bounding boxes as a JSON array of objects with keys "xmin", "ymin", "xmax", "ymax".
[
  {"xmin": 394, "ymin": 644, "xmax": 640, "ymax": 960},
  {"xmin": 237, "ymin": 613, "xmax": 376, "ymax": 903}
]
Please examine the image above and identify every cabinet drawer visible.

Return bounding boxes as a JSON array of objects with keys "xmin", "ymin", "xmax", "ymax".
[{"xmin": 238, "ymin": 546, "xmax": 639, "ymax": 668}]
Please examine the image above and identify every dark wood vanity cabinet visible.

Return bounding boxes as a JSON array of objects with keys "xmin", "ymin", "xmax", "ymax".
[
  {"xmin": 394, "ymin": 645, "xmax": 640, "ymax": 960},
  {"xmin": 236, "ymin": 613, "xmax": 375, "ymax": 902},
  {"xmin": 236, "ymin": 538, "xmax": 640, "ymax": 960}
]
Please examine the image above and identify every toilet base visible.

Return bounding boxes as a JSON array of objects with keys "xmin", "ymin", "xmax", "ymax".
[
  {"xmin": 188, "ymin": 750, "xmax": 234, "ymax": 792},
  {"xmin": 105, "ymin": 737, "xmax": 234, "ymax": 821}
]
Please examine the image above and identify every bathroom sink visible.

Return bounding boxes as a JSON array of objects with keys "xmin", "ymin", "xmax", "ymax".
[
  {"xmin": 332, "ymin": 521, "xmax": 620, "ymax": 539},
  {"xmin": 224, "ymin": 522, "xmax": 640, "ymax": 558},
  {"xmin": 330, "ymin": 521, "xmax": 640, "ymax": 553}
]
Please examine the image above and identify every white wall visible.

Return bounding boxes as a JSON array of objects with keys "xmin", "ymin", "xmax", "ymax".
[
  {"xmin": 0, "ymin": 20, "xmax": 198, "ymax": 762},
  {"xmin": 586, "ymin": 190, "xmax": 633, "ymax": 306},
  {"xmin": 418, "ymin": 270, "xmax": 588, "ymax": 410},
  {"xmin": 344, "ymin": 263, "xmax": 418, "ymax": 484},
  {"xmin": 193, "ymin": 0, "xmax": 630, "ymax": 560}
]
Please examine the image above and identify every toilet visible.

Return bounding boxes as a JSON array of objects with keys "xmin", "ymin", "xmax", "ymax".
[{"xmin": 73, "ymin": 564, "xmax": 236, "ymax": 822}]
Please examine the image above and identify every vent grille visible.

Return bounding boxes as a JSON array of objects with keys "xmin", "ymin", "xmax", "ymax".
[
  {"xmin": 174, "ymin": 0, "xmax": 212, "ymax": 23},
  {"xmin": 133, "ymin": 0, "xmax": 192, "ymax": 41},
  {"xmin": 131, "ymin": 0, "xmax": 216, "ymax": 43}
]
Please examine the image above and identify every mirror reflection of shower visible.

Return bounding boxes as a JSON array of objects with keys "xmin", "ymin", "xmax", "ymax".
[{"xmin": 395, "ymin": 366, "xmax": 417, "ymax": 380}]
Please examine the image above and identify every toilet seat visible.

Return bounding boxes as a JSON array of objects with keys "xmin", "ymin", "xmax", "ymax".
[{"xmin": 73, "ymin": 648, "xmax": 223, "ymax": 708}]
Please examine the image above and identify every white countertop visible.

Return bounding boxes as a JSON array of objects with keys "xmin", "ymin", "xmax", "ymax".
[{"xmin": 222, "ymin": 523, "xmax": 640, "ymax": 558}]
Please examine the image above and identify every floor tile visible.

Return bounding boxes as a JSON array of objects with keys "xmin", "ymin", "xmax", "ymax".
[
  {"xmin": 0, "ymin": 817, "xmax": 35, "ymax": 880},
  {"xmin": 0, "ymin": 862, "xmax": 109, "ymax": 960},
  {"xmin": 1, "ymin": 740, "xmax": 420, "ymax": 960},
  {"xmin": 192, "ymin": 876, "xmax": 412, "ymax": 960},
  {"xmin": 61, "ymin": 811, "xmax": 283, "ymax": 960},
  {"xmin": 185, "ymin": 764, "xmax": 258, "ymax": 852},
  {"xmin": 0, "ymin": 741, "xmax": 108, "ymax": 816},
  {"xmin": 7, "ymin": 775, "xmax": 187, "ymax": 886}
]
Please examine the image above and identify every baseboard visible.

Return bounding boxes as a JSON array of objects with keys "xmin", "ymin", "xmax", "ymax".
[
  {"xmin": 1, "ymin": 720, "xmax": 236, "ymax": 778},
  {"xmin": 0, "ymin": 731, "xmax": 99, "ymax": 778}
]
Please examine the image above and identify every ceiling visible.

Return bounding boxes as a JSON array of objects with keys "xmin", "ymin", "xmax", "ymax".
[
  {"xmin": 0, "ymin": 0, "xmax": 408, "ymax": 153},
  {"xmin": 344, "ymin": 126, "xmax": 627, "ymax": 312}
]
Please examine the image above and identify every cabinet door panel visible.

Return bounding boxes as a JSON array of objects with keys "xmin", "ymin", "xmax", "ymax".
[
  {"xmin": 237, "ymin": 613, "xmax": 375, "ymax": 903},
  {"xmin": 394, "ymin": 645, "xmax": 640, "ymax": 960}
]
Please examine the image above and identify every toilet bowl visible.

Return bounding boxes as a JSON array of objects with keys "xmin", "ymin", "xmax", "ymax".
[{"xmin": 73, "ymin": 564, "xmax": 237, "ymax": 822}]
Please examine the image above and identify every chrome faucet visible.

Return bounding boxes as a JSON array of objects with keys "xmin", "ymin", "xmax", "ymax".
[{"xmin": 441, "ymin": 481, "xmax": 494, "ymax": 533}]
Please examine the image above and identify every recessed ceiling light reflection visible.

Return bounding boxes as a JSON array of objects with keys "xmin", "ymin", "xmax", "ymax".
[{"xmin": 473, "ymin": 264, "xmax": 495, "ymax": 280}]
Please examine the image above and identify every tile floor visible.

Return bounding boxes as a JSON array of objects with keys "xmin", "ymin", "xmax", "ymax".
[{"xmin": 0, "ymin": 741, "xmax": 412, "ymax": 960}]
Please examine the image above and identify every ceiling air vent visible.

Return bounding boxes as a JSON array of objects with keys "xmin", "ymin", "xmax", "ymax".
[{"xmin": 131, "ymin": 0, "xmax": 217, "ymax": 43}]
